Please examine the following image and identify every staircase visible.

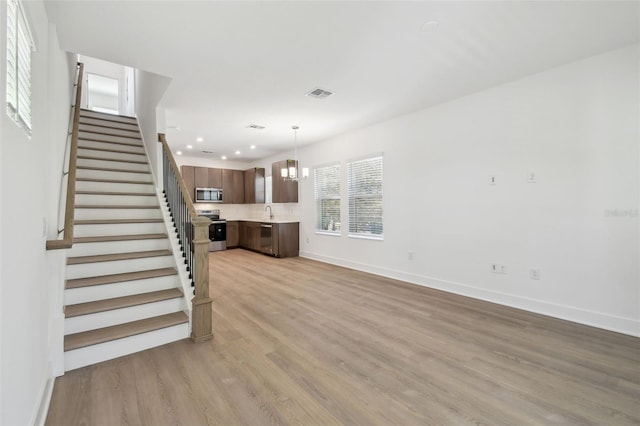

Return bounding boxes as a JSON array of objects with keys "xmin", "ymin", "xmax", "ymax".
[{"xmin": 63, "ymin": 109, "xmax": 189, "ymax": 371}]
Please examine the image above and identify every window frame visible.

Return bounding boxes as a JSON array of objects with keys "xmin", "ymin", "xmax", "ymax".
[
  {"xmin": 347, "ymin": 153, "xmax": 384, "ymax": 240},
  {"xmin": 5, "ymin": 0, "xmax": 35, "ymax": 134},
  {"xmin": 314, "ymin": 161, "xmax": 342, "ymax": 236}
]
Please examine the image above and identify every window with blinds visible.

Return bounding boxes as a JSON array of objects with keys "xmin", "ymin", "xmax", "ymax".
[
  {"xmin": 347, "ymin": 154, "xmax": 383, "ymax": 239},
  {"xmin": 6, "ymin": 0, "xmax": 34, "ymax": 133},
  {"xmin": 314, "ymin": 163, "xmax": 341, "ymax": 233}
]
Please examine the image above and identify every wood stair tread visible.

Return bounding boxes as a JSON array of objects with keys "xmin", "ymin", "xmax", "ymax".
[
  {"xmin": 78, "ymin": 128, "xmax": 142, "ymax": 140},
  {"xmin": 65, "ymin": 288, "xmax": 183, "ymax": 318},
  {"xmin": 80, "ymin": 109, "xmax": 137, "ymax": 121},
  {"xmin": 78, "ymin": 146, "xmax": 146, "ymax": 156},
  {"xmin": 75, "ymin": 204, "xmax": 159, "ymax": 209},
  {"xmin": 77, "ymin": 137, "xmax": 144, "ymax": 148},
  {"xmin": 77, "ymin": 165, "xmax": 150, "ymax": 174},
  {"xmin": 74, "ymin": 218, "xmax": 163, "ymax": 225},
  {"xmin": 73, "ymin": 233, "xmax": 168, "ymax": 243},
  {"xmin": 78, "ymin": 120, "xmax": 140, "ymax": 132},
  {"xmin": 64, "ymin": 311, "xmax": 188, "ymax": 351},
  {"xmin": 67, "ymin": 249, "xmax": 172, "ymax": 265},
  {"xmin": 76, "ymin": 177, "xmax": 153, "ymax": 185},
  {"xmin": 76, "ymin": 191, "xmax": 156, "ymax": 196},
  {"xmin": 77, "ymin": 155, "xmax": 148, "ymax": 165},
  {"xmin": 66, "ymin": 267, "xmax": 177, "ymax": 289}
]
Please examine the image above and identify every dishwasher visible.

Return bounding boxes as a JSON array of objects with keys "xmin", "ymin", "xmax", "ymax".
[{"xmin": 260, "ymin": 223, "xmax": 273, "ymax": 255}]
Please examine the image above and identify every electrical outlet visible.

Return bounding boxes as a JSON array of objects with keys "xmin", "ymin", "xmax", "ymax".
[
  {"xmin": 530, "ymin": 268, "xmax": 541, "ymax": 280},
  {"xmin": 408, "ymin": 251, "xmax": 414, "ymax": 260},
  {"xmin": 489, "ymin": 175, "xmax": 497, "ymax": 185},
  {"xmin": 528, "ymin": 171, "xmax": 537, "ymax": 183},
  {"xmin": 306, "ymin": 237, "xmax": 309, "ymax": 244}
]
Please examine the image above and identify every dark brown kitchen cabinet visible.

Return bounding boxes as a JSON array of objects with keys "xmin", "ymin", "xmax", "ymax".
[
  {"xmin": 222, "ymin": 169, "xmax": 245, "ymax": 204},
  {"xmin": 226, "ymin": 221, "xmax": 239, "ymax": 247},
  {"xmin": 181, "ymin": 165, "xmax": 195, "ymax": 202},
  {"xmin": 208, "ymin": 168, "xmax": 222, "ymax": 188},
  {"xmin": 194, "ymin": 167, "xmax": 209, "ymax": 189},
  {"xmin": 273, "ymin": 222, "xmax": 299, "ymax": 258},
  {"xmin": 271, "ymin": 160, "xmax": 298, "ymax": 203},
  {"xmin": 240, "ymin": 221, "xmax": 261, "ymax": 252},
  {"xmin": 244, "ymin": 167, "xmax": 265, "ymax": 204}
]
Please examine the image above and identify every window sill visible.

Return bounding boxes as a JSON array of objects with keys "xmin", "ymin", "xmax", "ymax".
[
  {"xmin": 315, "ymin": 231, "xmax": 341, "ymax": 237},
  {"xmin": 348, "ymin": 233, "xmax": 384, "ymax": 241}
]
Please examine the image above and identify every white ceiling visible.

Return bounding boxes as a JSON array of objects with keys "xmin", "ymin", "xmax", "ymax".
[{"xmin": 45, "ymin": 1, "xmax": 639, "ymax": 162}]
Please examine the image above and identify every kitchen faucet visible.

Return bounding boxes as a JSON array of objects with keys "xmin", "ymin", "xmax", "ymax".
[{"xmin": 265, "ymin": 205, "xmax": 273, "ymax": 219}]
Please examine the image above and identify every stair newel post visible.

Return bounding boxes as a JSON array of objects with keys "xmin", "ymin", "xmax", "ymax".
[{"xmin": 190, "ymin": 216, "xmax": 213, "ymax": 342}]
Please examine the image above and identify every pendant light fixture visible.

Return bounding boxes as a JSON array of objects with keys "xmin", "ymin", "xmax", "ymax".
[{"xmin": 281, "ymin": 125, "xmax": 309, "ymax": 181}]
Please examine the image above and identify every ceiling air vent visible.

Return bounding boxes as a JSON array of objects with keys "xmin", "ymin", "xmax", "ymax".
[
  {"xmin": 201, "ymin": 150, "xmax": 215, "ymax": 154},
  {"xmin": 306, "ymin": 87, "xmax": 333, "ymax": 100},
  {"xmin": 246, "ymin": 124, "xmax": 265, "ymax": 130}
]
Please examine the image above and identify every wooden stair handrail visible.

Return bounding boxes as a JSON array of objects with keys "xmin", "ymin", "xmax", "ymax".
[
  {"xmin": 158, "ymin": 133, "xmax": 197, "ymax": 218},
  {"xmin": 47, "ymin": 62, "xmax": 84, "ymax": 250},
  {"xmin": 158, "ymin": 133, "xmax": 213, "ymax": 342}
]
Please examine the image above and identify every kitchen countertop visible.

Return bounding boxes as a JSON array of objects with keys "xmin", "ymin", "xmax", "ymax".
[{"xmin": 225, "ymin": 217, "xmax": 299, "ymax": 224}]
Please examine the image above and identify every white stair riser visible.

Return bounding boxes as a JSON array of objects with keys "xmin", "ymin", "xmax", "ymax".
[
  {"xmin": 68, "ymin": 238, "xmax": 171, "ymax": 257},
  {"xmin": 65, "ymin": 298, "xmax": 185, "ymax": 334},
  {"xmin": 66, "ymin": 255, "xmax": 175, "ymax": 279},
  {"xmin": 80, "ymin": 111, "xmax": 137, "ymax": 124},
  {"xmin": 76, "ymin": 180, "xmax": 156, "ymax": 193},
  {"xmin": 78, "ymin": 139, "xmax": 145, "ymax": 154},
  {"xmin": 76, "ymin": 167, "xmax": 152, "ymax": 182},
  {"xmin": 75, "ymin": 193, "xmax": 158, "ymax": 206},
  {"xmin": 78, "ymin": 131, "xmax": 143, "ymax": 146},
  {"xmin": 64, "ymin": 322, "xmax": 189, "ymax": 371},
  {"xmin": 80, "ymin": 117, "xmax": 139, "ymax": 132},
  {"xmin": 65, "ymin": 275, "xmax": 182, "ymax": 305},
  {"xmin": 73, "ymin": 222, "xmax": 166, "ymax": 238},
  {"xmin": 74, "ymin": 207, "xmax": 161, "ymax": 220},
  {"xmin": 77, "ymin": 158, "xmax": 150, "ymax": 173},
  {"xmin": 78, "ymin": 148, "xmax": 147, "ymax": 163},
  {"xmin": 79, "ymin": 123, "xmax": 141, "ymax": 138}
]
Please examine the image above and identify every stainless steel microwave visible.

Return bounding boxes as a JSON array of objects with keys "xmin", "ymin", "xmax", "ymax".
[{"xmin": 195, "ymin": 188, "xmax": 223, "ymax": 203}]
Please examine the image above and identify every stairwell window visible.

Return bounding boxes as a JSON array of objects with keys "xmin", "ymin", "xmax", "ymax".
[
  {"xmin": 314, "ymin": 162, "xmax": 341, "ymax": 234},
  {"xmin": 347, "ymin": 154, "xmax": 383, "ymax": 240},
  {"xmin": 5, "ymin": 0, "xmax": 35, "ymax": 134}
]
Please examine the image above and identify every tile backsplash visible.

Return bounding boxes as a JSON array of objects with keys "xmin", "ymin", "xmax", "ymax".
[{"xmin": 194, "ymin": 203, "xmax": 300, "ymax": 221}]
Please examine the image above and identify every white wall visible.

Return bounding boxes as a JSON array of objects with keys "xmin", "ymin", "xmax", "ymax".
[
  {"xmin": 296, "ymin": 44, "xmax": 639, "ymax": 336},
  {"xmin": 0, "ymin": 1, "xmax": 75, "ymax": 424},
  {"xmin": 134, "ymin": 69, "xmax": 171, "ymax": 186}
]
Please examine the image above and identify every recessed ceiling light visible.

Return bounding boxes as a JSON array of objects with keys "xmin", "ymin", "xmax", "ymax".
[
  {"xmin": 186, "ymin": 145, "xmax": 193, "ymax": 149},
  {"xmin": 235, "ymin": 150, "xmax": 241, "ymax": 155},
  {"xmin": 250, "ymin": 145, "xmax": 256, "ymax": 149},
  {"xmin": 221, "ymin": 155, "xmax": 227, "ymax": 160},
  {"xmin": 176, "ymin": 151, "xmax": 182, "ymax": 156},
  {"xmin": 420, "ymin": 20, "xmax": 439, "ymax": 32},
  {"xmin": 196, "ymin": 137, "xmax": 204, "ymax": 142}
]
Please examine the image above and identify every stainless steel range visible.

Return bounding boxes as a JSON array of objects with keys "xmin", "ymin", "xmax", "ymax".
[{"xmin": 196, "ymin": 209, "xmax": 227, "ymax": 252}]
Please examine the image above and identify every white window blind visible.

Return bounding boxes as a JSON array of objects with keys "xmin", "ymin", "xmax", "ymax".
[
  {"xmin": 6, "ymin": 0, "xmax": 34, "ymax": 132},
  {"xmin": 347, "ymin": 155, "xmax": 383, "ymax": 238},
  {"xmin": 314, "ymin": 163, "xmax": 341, "ymax": 233}
]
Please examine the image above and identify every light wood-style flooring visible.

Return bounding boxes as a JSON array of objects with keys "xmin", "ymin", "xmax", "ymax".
[{"xmin": 46, "ymin": 249, "xmax": 640, "ymax": 425}]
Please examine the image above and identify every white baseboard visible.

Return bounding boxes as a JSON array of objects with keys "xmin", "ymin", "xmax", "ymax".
[
  {"xmin": 299, "ymin": 251, "xmax": 640, "ymax": 337},
  {"xmin": 31, "ymin": 376, "xmax": 55, "ymax": 426}
]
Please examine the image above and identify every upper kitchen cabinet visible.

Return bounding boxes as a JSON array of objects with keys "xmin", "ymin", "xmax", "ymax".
[
  {"xmin": 181, "ymin": 165, "xmax": 195, "ymax": 202},
  {"xmin": 272, "ymin": 160, "xmax": 298, "ymax": 203},
  {"xmin": 223, "ymin": 169, "xmax": 245, "ymax": 204},
  {"xmin": 244, "ymin": 167, "xmax": 265, "ymax": 204},
  {"xmin": 208, "ymin": 168, "xmax": 223, "ymax": 188},
  {"xmin": 194, "ymin": 167, "xmax": 209, "ymax": 189}
]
